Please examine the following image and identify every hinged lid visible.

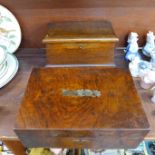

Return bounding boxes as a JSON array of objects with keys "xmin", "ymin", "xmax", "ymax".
[
  {"xmin": 43, "ymin": 21, "xmax": 119, "ymax": 43},
  {"xmin": 15, "ymin": 67, "xmax": 149, "ymax": 130}
]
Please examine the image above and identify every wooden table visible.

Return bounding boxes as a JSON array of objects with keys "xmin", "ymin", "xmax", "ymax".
[{"xmin": 0, "ymin": 48, "xmax": 155, "ymax": 155}]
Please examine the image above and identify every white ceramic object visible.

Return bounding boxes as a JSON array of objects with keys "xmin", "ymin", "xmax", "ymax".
[
  {"xmin": 129, "ymin": 58, "xmax": 151, "ymax": 78},
  {"xmin": 0, "ymin": 53, "xmax": 18, "ymax": 88},
  {"xmin": 125, "ymin": 32, "xmax": 140, "ymax": 61},
  {"xmin": 0, "ymin": 47, "xmax": 7, "ymax": 78},
  {"xmin": 138, "ymin": 61, "xmax": 152, "ymax": 77},
  {"xmin": 152, "ymin": 87, "xmax": 155, "ymax": 103},
  {"xmin": 127, "ymin": 32, "xmax": 138, "ymax": 43},
  {"xmin": 150, "ymin": 49, "xmax": 155, "ymax": 67},
  {"xmin": 0, "ymin": 46, "xmax": 7, "ymax": 65},
  {"xmin": 140, "ymin": 69, "xmax": 155, "ymax": 89},
  {"xmin": 0, "ymin": 5, "xmax": 21, "ymax": 53},
  {"xmin": 50, "ymin": 149, "xmax": 62, "ymax": 155},
  {"xmin": 142, "ymin": 31, "xmax": 155, "ymax": 57},
  {"xmin": 129, "ymin": 57, "xmax": 141, "ymax": 77},
  {"xmin": 0, "ymin": 62, "xmax": 8, "ymax": 79}
]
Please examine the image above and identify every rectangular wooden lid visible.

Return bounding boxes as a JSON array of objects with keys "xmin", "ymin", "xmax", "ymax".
[
  {"xmin": 43, "ymin": 21, "xmax": 119, "ymax": 43},
  {"xmin": 15, "ymin": 67, "xmax": 149, "ymax": 130}
]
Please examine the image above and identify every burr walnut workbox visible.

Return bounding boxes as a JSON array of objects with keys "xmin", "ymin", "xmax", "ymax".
[
  {"xmin": 14, "ymin": 21, "xmax": 149, "ymax": 149},
  {"xmin": 14, "ymin": 67, "xmax": 149, "ymax": 149},
  {"xmin": 42, "ymin": 21, "xmax": 118, "ymax": 65}
]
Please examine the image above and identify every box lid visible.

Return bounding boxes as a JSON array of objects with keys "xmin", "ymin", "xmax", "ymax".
[
  {"xmin": 15, "ymin": 67, "xmax": 149, "ymax": 130},
  {"xmin": 43, "ymin": 21, "xmax": 119, "ymax": 43}
]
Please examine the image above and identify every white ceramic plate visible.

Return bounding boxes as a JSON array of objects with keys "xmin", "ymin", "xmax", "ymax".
[
  {"xmin": 0, "ymin": 53, "xmax": 19, "ymax": 88},
  {"xmin": 0, "ymin": 61, "xmax": 8, "ymax": 79},
  {"xmin": 0, "ymin": 46, "xmax": 7, "ymax": 65},
  {"xmin": 0, "ymin": 5, "xmax": 21, "ymax": 53}
]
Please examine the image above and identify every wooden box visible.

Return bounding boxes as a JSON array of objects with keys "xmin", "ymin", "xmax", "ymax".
[
  {"xmin": 42, "ymin": 21, "xmax": 118, "ymax": 66},
  {"xmin": 14, "ymin": 67, "xmax": 149, "ymax": 149}
]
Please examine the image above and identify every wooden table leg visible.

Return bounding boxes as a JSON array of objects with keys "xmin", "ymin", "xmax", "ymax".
[{"xmin": 2, "ymin": 139, "xmax": 26, "ymax": 155}]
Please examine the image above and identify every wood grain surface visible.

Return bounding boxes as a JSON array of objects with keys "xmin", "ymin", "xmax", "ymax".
[
  {"xmin": 1, "ymin": 0, "xmax": 155, "ymax": 48},
  {"xmin": 46, "ymin": 42, "xmax": 116, "ymax": 65},
  {"xmin": 14, "ymin": 67, "xmax": 149, "ymax": 148},
  {"xmin": 43, "ymin": 21, "xmax": 118, "ymax": 42},
  {"xmin": 2, "ymin": 139, "xmax": 26, "ymax": 155},
  {"xmin": 15, "ymin": 67, "xmax": 149, "ymax": 129},
  {"xmin": 0, "ymin": 49, "xmax": 155, "ymax": 148},
  {"xmin": 43, "ymin": 21, "xmax": 118, "ymax": 65}
]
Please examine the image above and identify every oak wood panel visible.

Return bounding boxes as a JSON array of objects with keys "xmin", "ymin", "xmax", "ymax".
[{"xmin": 1, "ymin": 1, "xmax": 155, "ymax": 48}]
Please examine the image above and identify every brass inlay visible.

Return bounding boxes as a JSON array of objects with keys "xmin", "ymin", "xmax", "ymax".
[{"xmin": 62, "ymin": 89, "xmax": 101, "ymax": 97}]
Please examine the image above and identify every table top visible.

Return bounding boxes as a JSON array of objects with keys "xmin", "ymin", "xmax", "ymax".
[{"xmin": 0, "ymin": 48, "xmax": 155, "ymax": 140}]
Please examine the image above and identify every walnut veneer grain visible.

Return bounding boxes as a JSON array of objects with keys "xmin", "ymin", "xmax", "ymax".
[
  {"xmin": 0, "ymin": 49, "xmax": 155, "ymax": 152},
  {"xmin": 15, "ymin": 67, "xmax": 149, "ymax": 148},
  {"xmin": 43, "ymin": 21, "xmax": 118, "ymax": 65}
]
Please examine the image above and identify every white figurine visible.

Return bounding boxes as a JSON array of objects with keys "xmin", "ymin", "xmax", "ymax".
[
  {"xmin": 129, "ymin": 57, "xmax": 141, "ymax": 77},
  {"xmin": 140, "ymin": 68, "xmax": 155, "ymax": 89},
  {"xmin": 143, "ymin": 31, "xmax": 155, "ymax": 57},
  {"xmin": 129, "ymin": 58, "xmax": 151, "ymax": 78},
  {"xmin": 150, "ymin": 49, "xmax": 155, "ymax": 67},
  {"xmin": 151, "ymin": 87, "xmax": 155, "ymax": 103},
  {"xmin": 139, "ymin": 60, "xmax": 152, "ymax": 76},
  {"xmin": 125, "ymin": 32, "xmax": 141, "ymax": 61}
]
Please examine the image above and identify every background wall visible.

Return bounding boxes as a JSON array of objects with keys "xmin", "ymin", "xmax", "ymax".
[{"xmin": 1, "ymin": 0, "xmax": 155, "ymax": 48}]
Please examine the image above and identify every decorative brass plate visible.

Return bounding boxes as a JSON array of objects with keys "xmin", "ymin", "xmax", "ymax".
[{"xmin": 62, "ymin": 89, "xmax": 101, "ymax": 97}]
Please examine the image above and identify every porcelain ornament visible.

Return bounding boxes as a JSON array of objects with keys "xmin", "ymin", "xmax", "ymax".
[
  {"xmin": 143, "ymin": 31, "xmax": 155, "ymax": 57},
  {"xmin": 125, "ymin": 32, "xmax": 141, "ymax": 61}
]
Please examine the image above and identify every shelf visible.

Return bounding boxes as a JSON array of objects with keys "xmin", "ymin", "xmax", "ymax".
[
  {"xmin": 0, "ymin": 48, "xmax": 154, "ymax": 142},
  {"xmin": 2, "ymin": 0, "xmax": 155, "ymax": 9},
  {"xmin": 1, "ymin": 1, "xmax": 155, "ymax": 49}
]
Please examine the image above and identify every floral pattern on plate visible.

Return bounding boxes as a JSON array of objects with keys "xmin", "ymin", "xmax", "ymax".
[{"xmin": 0, "ymin": 5, "xmax": 21, "ymax": 53}]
